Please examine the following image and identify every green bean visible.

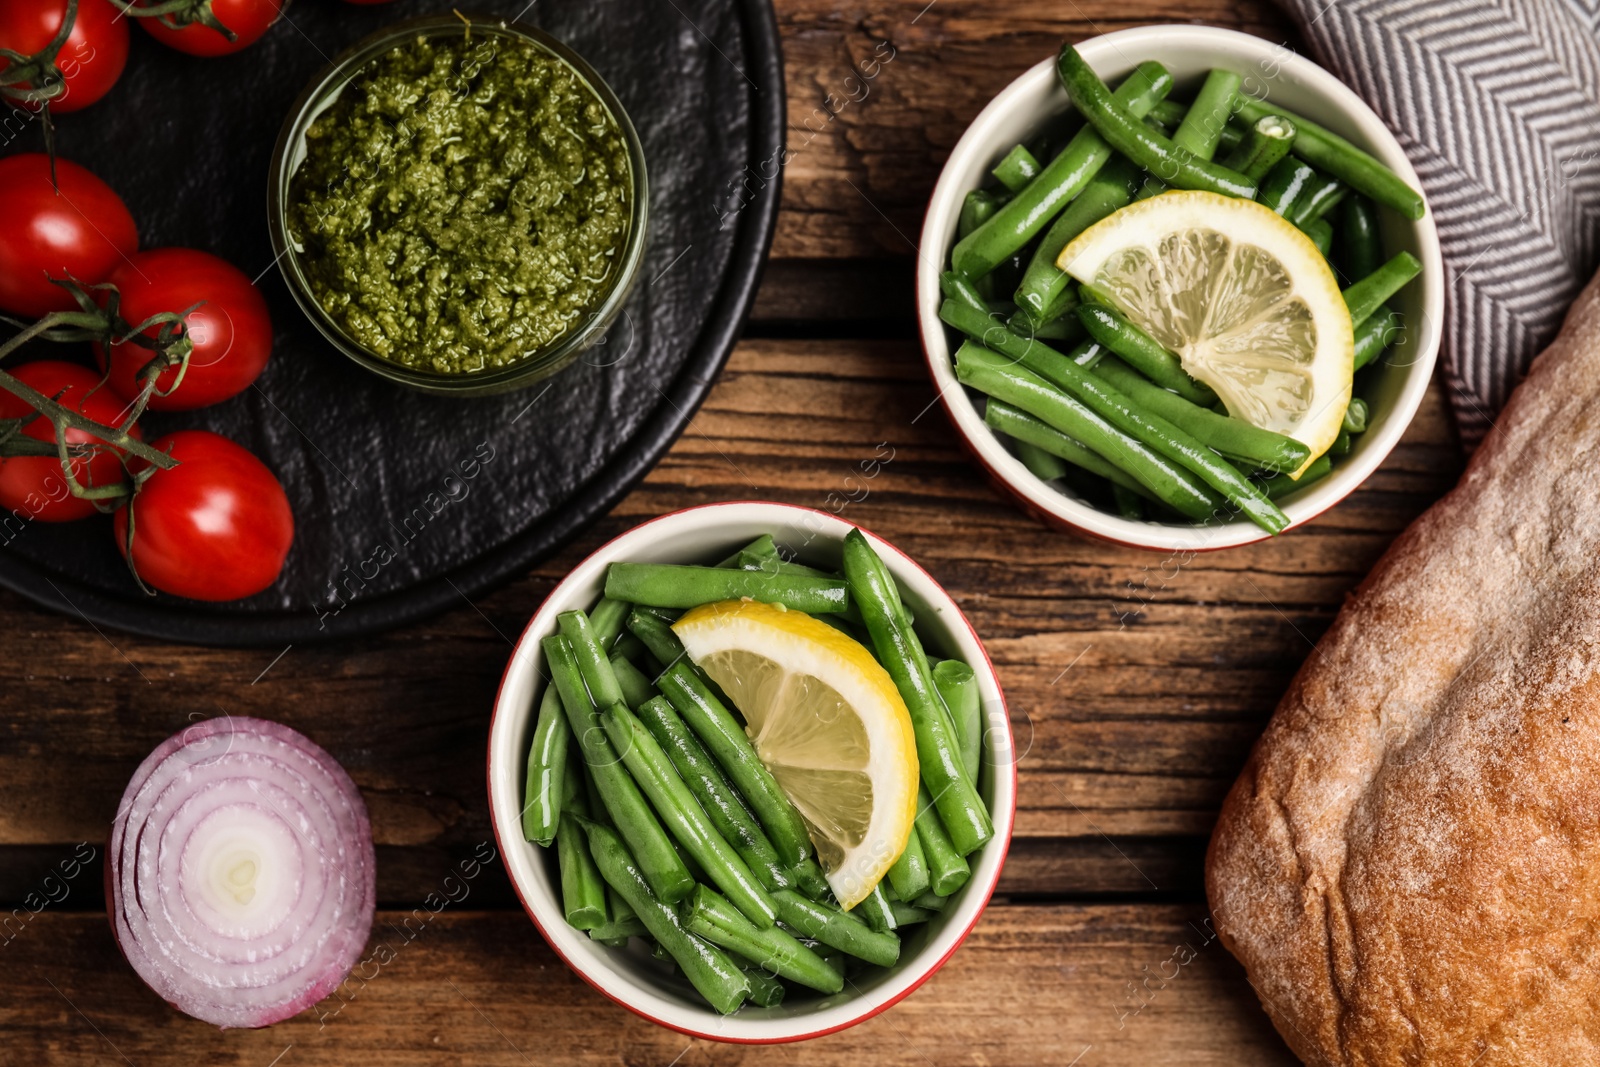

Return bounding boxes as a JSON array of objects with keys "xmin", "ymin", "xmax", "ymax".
[
  {"xmin": 588, "ymin": 912, "xmax": 648, "ymax": 942},
  {"xmin": 1075, "ymin": 294, "xmax": 1216, "ymax": 405},
  {"xmin": 1286, "ymin": 171, "xmax": 1345, "ymax": 227},
  {"xmin": 1055, "ymin": 46, "xmax": 1255, "ymax": 198},
  {"xmin": 912, "ymin": 890, "xmax": 950, "ymax": 912},
  {"xmin": 681, "ymin": 886, "xmax": 844, "ymax": 994},
  {"xmin": 941, "ymin": 269, "xmax": 989, "ymax": 314},
  {"xmin": 577, "ymin": 818, "xmax": 751, "ymax": 1014},
  {"xmin": 992, "ymin": 143, "xmax": 1042, "ymax": 192},
  {"xmin": 952, "ymin": 62, "xmax": 1174, "ymax": 278},
  {"xmin": 1330, "ymin": 430, "xmax": 1353, "ymax": 456},
  {"xmin": 1111, "ymin": 483, "xmax": 1145, "ymax": 520},
  {"xmin": 1221, "ymin": 113, "xmax": 1296, "ymax": 182},
  {"xmin": 1008, "ymin": 307, "xmax": 1082, "ymax": 342},
  {"xmin": 610, "ymin": 652, "xmax": 658, "ymax": 709},
  {"xmin": 887, "ymin": 899, "xmax": 934, "ymax": 926},
  {"xmin": 1014, "ymin": 440, "xmax": 1068, "ymax": 481},
  {"xmin": 944, "ymin": 302, "xmax": 1289, "ymax": 532},
  {"xmin": 588, "ymin": 596, "xmax": 633, "ymax": 649},
  {"xmin": 1257, "ymin": 157, "xmax": 1315, "ymax": 216},
  {"xmin": 740, "ymin": 966, "xmax": 787, "ymax": 1007},
  {"xmin": 915, "ymin": 785, "xmax": 972, "ymax": 895},
  {"xmin": 1138, "ymin": 68, "xmax": 1242, "ymax": 198},
  {"xmin": 608, "ymin": 885, "xmax": 636, "ymax": 924},
  {"xmin": 885, "ymin": 824, "xmax": 931, "ymax": 900},
  {"xmin": 605, "ymin": 562, "xmax": 849, "ymax": 615},
  {"xmin": 600, "ymin": 699, "xmax": 778, "ymax": 928},
  {"xmin": 786, "ymin": 857, "xmax": 833, "ymax": 902},
  {"xmin": 983, "ymin": 399, "xmax": 1162, "ymax": 502},
  {"xmin": 546, "ymin": 635, "xmax": 695, "ymax": 903},
  {"xmin": 1302, "ymin": 217, "xmax": 1333, "ymax": 257},
  {"xmin": 958, "ymin": 189, "xmax": 1004, "ymax": 239},
  {"xmin": 1235, "ymin": 97, "xmax": 1425, "ymax": 220},
  {"xmin": 1353, "ymin": 306, "xmax": 1401, "ymax": 370},
  {"xmin": 772, "ymin": 888, "xmax": 902, "ymax": 968},
  {"xmin": 556, "ymin": 762, "xmax": 607, "ymax": 930},
  {"xmin": 1172, "ymin": 69, "xmax": 1242, "ymax": 158},
  {"xmin": 634, "ymin": 694, "xmax": 796, "ymax": 894},
  {"xmin": 960, "ymin": 345, "xmax": 1220, "ymax": 519},
  {"xmin": 612, "ymin": 632, "xmax": 650, "ymax": 666},
  {"xmin": 1343, "ymin": 252, "xmax": 1421, "ymax": 326},
  {"xmin": 627, "ymin": 612, "xmax": 816, "ymax": 868},
  {"xmin": 1013, "ymin": 155, "xmax": 1143, "ymax": 326},
  {"xmin": 1087, "ymin": 355, "xmax": 1310, "ymax": 472},
  {"xmin": 1146, "ymin": 98, "xmax": 1186, "ymax": 128},
  {"xmin": 854, "ymin": 882, "xmax": 898, "ymax": 933},
  {"xmin": 841, "ymin": 529, "xmax": 993, "ymax": 856},
  {"xmin": 932, "ymin": 659, "xmax": 982, "ymax": 784},
  {"xmin": 1343, "ymin": 397, "xmax": 1369, "ymax": 434},
  {"xmin": 558, "ymin": 610, "xmax": 624, "ymax": 710},
  {"xmin": 634, "ymin": 604, "xmax": 680, "ymax": 624},
  {"xmin": 1336, "ymin": 195, "xmax": 1383, "ymax": 282},
  {"xmin": 715, "ymin": 534, "xmax": 775, "ymax": 569},
  {"xmin": 626, "ymin": 608, "xmax": 690, "ymax": 667},
  {"xmin": 522, "ymin": 685, "xmax": 568, "ymax": 847},
  {"xmin": 1260, "ymin": 454, "xmax": 1332, "ymax": 499}
]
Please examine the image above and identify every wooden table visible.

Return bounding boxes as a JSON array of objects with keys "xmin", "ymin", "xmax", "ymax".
[{"xmin": 0, "ymin": 1, "xmax": 1464, "ymax": 1063}]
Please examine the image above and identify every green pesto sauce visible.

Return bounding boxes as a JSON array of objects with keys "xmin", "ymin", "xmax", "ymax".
[{"xmin": 288, "ymin": 31, "xmax": 632, "ymax": 375}]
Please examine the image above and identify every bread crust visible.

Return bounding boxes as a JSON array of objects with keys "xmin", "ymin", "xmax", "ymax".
[{"xmin": 1207, "ymin": 271, "xmax": 1600, "ymax": 1067}]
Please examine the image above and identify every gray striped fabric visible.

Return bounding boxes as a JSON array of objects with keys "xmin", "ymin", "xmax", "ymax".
[{"xmin": 1275, "ymin": 0, "xmax": 1600, "ymax": 447}]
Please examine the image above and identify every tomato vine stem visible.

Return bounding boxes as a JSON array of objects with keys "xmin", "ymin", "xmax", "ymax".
[
  {"xmin": 0, "ymin": 0, "xmax": 79, "ymax": 183},
  {"xmin": 104, "ymin": 1, "xmax": 238, "ymax": 43}
]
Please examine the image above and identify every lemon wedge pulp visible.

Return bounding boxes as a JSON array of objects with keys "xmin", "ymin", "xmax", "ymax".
[
  {"xmin": 1058, "ymin": 190, "xmax": 1354, "ymax": 476},
  {"xmin": 673, "ymin": 599, "xmax": 919, "ymax": 909}
]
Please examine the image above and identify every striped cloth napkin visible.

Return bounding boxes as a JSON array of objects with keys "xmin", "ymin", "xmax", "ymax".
[{"xmin": 1273, "ymin": 0, "xmax": 1600, "ymax": 447}]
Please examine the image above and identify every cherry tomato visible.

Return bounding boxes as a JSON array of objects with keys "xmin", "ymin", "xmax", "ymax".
[
  {"xmin": 0, "ymin": 154, "xmax": 139, "ymax": 319},
  {"xmin": 96, "ymin": 248, "xmax": 273, "ymax": 411},
  {"xmin": 0, "ymin": 360, "xmax": 140, "ymax": 522},
  {"xmin": 113, "ymin": 430, "xmax": 293, "ymax": 601},
  {"xmin": 0, "ymin": 0, "xmax": 130, "ymax": 113},
  {"xmin": 135, "ymin": 0, "xmax": 283, "ymax": 57}
]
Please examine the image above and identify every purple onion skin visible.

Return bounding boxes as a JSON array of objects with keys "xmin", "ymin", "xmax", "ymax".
[{"xmin": 108, "ymin": 716, "xmax": 376, "ymax": 1029}]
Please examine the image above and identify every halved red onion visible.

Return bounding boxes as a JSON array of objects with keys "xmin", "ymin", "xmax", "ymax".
[{"xmin": 108, "ymin": 716, "xmax": 375, "ymax": 1029}]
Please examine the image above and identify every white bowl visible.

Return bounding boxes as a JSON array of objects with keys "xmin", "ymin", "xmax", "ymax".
[
  {"xmin": 486, "ymin": 502, "xmax": 1016, "ymax": 1042},
  {"xmin": 916, "ymin": 25, "xmax": 1444, "ymax": 551}
]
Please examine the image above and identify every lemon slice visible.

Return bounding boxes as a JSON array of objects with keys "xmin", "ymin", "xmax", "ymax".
[
  {"xmin": 1058, "ymin": 190, "xmax": 1353, "ymax": 476},
  {"xmin": 673, "ymin": 599, "xmax": 918, "ymax": 909}
]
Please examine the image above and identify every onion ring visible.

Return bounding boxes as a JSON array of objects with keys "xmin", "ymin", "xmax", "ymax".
[{"xmin": 107, "ymin": 716, "xmax": 375, "ymax": 1028}]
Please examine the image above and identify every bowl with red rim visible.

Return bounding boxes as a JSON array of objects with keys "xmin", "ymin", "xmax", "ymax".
[
  {"xmin": 916, "ymin": 25, "xmax": 1443, "ymax": 551},
  {"xmin": 486, "ymin": 501, "xmax": 1015, "ymax": 1042}
]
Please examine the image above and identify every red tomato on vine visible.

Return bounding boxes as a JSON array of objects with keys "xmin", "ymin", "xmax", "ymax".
[
  {"xmin": 114, "ymin": 430, "xmax": 294, "ymax": 601},
  {"xmin": 96, "ymin": 248, "xmax": 273, "ymax": 411},
  {"xmin": 0, "ymin": 360, "xmax": 141, "ymax": 522},
  {"xmin": 0, "ymin": 154, "xmax": 139, "ymax": 319},
  {"xmin": 0, "ymin": 0, "xmax": 129, "ymax": 113},
  {"xmin": 133, "ymin": 0, "xmax": 284, "ymax": 57}
]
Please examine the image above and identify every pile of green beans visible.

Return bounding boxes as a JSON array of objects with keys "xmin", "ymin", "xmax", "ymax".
[
  {"xmin": 522, "ymin": 532, "xmax": 993, "ymax": 1013},
  {"xmin": 948, "ymin": 43, "xmax": 1426, "ymax": 532}
]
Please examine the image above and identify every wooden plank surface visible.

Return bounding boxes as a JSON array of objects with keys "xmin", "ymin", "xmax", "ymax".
[
  {"xmin": 0, "ymin": 0, "xmax": 1465, "ymax": 1062},
  {"xmin": 0, "ymin": 339, "xmax": 1462, "ymax": 859},
  {"xmin": 0, "ymin": 908, "xmax": 1296, "ymax": 1067}
]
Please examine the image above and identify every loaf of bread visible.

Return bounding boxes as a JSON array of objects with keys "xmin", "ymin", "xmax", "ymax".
[{"xmin": 1207, "ymin": 270, "xmax": 1600, "ymax": 1066}]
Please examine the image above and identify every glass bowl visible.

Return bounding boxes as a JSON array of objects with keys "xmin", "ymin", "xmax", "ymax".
[{"xmin": 267, "ymin": 13, "xmax": 649, "ymax": 397}]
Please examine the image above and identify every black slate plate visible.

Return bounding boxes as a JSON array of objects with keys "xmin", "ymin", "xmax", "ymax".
[{"xmin": 0, "ymin": 0, "xmax": 784, "ymax": 646}]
